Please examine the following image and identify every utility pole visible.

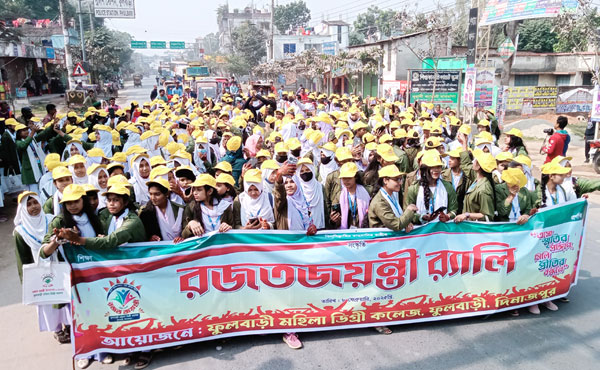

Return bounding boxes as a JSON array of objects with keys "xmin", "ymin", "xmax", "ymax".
[
  {"xmin": 59, "ymin": 0, "xmax": 74, "ymax": 89},
  {"xmin": 269, "ymin": 0, "xmax": 274, "ymax": 61},
  {"xmin": 77, "ymin": 0, "xmax": 86, "ymax": 62},
  {"xmin": 88, "ymin": 4, "xmax": 95, "ymax": 37}
]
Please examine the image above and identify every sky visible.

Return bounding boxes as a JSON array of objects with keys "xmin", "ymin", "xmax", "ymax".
[{"xmin": 105, "ymin": 0, "xmax": 438, "ymax": 55}]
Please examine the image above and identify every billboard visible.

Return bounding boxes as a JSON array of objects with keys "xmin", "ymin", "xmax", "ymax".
[
  {"xmin": 480, "ymin": 0, "xmax": 578, "ymax": 26},
  {"xmin": 94, "ymin": 0, "xmax": 136, "ymax": 19},
  {"xmin": 409, "ymin": 70, "xmax": 461, "ymax": 108}
]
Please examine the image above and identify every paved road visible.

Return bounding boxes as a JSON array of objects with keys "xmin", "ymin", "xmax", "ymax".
[{"xmin": 1, "ymin": 85, "xmax": 599, "ymax": 369}]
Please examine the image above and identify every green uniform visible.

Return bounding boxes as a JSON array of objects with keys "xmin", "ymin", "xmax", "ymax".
[
  {"xmin": 392, "ymin": 145, "xmax": 411, "ymax": 174},
  {"xmin": 83, "ymin": 209, "xmax": 145, "ymax": 249},
  {"xmin": 180, "ymin": 200, "xmax": 234, "ymax": 238},
  {"xmin": 404, "ymin": 146, "xmax": 420, "ymax": 171},
  {"xmin": 495, "ymin": 184, "xmax": 534, "ymax": 222},
  {"xmin": 404, "ymin": 179, "xmax": 458, "ymax": 223},
  {"xmin": 368, "ymin": 189, "xmax": 415, "ymax": 231},
  {"xmin": 15, "ymin": 125, "xmax": 56, "ymax": 184},
  {"xmin": 573, "ymin": 177, "xmax": 600, "ymax": 198},
  {"xmin": 0, "ymin": 130, "xmax": 20, "ymax": 176},
  {"xmin": 442, "ymin": 168, "xmax": 471, "ymax": 214},
  {"xmin": 14, "ymin": 232, "xmax": 34, "ymax": 282},
  {"xmin": 324, "ymin": 169, "xmax": 341, "ymax": 214},
  {"xmin": 459, "ymin": 150, "xmax": 496, "ymax": 221}
]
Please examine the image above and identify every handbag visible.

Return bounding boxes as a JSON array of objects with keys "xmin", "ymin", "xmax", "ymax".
[
  {"xmin": 22, "ymin": 257, "xmax": 72, "ymax": 306},
  {"xmin": 5, "ymin": 166, "xmax": 25, "ymax": 194}
]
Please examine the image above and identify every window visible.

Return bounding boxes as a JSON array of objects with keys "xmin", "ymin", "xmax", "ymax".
[
  {"xmin": 582, "ymin": 72, "xmax": 593, "ymax": 86},
  {"xmin": 283, "ymin": 43, "xmax": 296, "ymax": 56},
  {"xmin": 304, "ymin": 44, "xmax": 322, "ymax": 52},
  {"xmin": 555, "ymin": 75, "xmax": 571, "ymax": 86},
  {"xmin": 514, "ymin": 74, "xmax": 539, "ymax": 86}
]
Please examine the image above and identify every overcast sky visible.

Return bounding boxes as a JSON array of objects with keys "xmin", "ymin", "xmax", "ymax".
[{"xmin": 105, "ymin": 0, "xmax": 438, "ymax": 54}]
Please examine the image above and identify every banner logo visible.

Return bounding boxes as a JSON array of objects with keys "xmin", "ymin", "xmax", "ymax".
[{"xmin": 104, "ymin": 278, "xmax": 142, "ymax": 322}]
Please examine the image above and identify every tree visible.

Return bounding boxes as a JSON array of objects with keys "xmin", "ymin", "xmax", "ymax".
[
  {"xmin": 230, "ymin": 21, "xmax": 267, "ymax": 72},
  {"xmin": 349, "ymin": 31, "xmax": 365, "ymax": 46},
  {"xmin": 517, "ymin": 19, "xmax": 557, "ymax": 52},
  {"xmin": 273, "ymin": 1, "xmax": 311, "ymax": 34},
  {"xmin": 202, "ymin": 32, "xmax": 220, "ymax": 55}
]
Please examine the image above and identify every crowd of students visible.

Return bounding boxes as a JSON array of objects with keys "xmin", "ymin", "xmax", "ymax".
[{"xmin": 5, "ymin": 90, "xmax": 600, "ymax": 369}]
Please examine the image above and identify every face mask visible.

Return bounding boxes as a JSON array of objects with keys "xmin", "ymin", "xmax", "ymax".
[
  {"xmin": 321, "ymin": 156, "xmax": 332, "ymax": 165},
  {"xmin": 276, "ymin": 154, "xmax": 288, "ymax": 163},
  {"xmin": 210, "ymin": 137, "xmax": 220, "ymax": 145},
  {"xmin": 300, "ymin": 172, "xmax": 313, "ymax": 182},
  {"xmin": 291, "ymin": 149, "xmax": 301, "ymax": 157}
]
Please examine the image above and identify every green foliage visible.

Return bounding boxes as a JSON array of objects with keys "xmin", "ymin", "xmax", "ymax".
[
  {"xmin": 517, "ymin": 19, "xmax": 557, "ymax": 52},
  {"xmin": 352, "ymin": 6, "xmax": 380, "ymax": 39},
  {"xmin": 77, "ymin": 27, "xmax": 133, "ymax": 79},
  {"xmin": 225, "ymin": 54, "xmax": 251, "ymax": 77},
  {"xmin": 273, "ymin": 1, "xmax": 311, "ymax": 34},
  {"xmin": 348, "ymin": 31, "xmax": 365, "ymax": 46},
  {"xmin": 229, "ymin": 21, "xmax": 267, "ymax": 74},
  {"xmin": 553, "ymin": 7, "xmax": 600, "ymax": 52}
]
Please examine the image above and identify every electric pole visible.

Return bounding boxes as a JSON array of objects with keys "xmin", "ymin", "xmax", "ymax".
[
  {"xmin": 269, "ymin": 0, "xmax": 275, "ymax": 61},
  {"xmin": 77, "ymin": 0, "xmax": 86, "ymax": 62},
  {"xmin": 88, "ymin": 4, "xmax": 95, "ymax": 37},
  {"xmin": 59, "ymin": 0, "xmax": 74, "ymax": 89}
]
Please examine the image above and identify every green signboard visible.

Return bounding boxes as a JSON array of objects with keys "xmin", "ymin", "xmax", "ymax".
[
  {"xmin": 130, "ymin": 41, "xmax": 147, "ymax": 49},
  {"xmin": 150, "ymin": 41, "xmax": 167, "ymax": 49},
  {"xmin": 187, "ymin": 66, "xmax": 209, "ymax": 77},
  {"xmin": 410, "ymin": 92, "xmax": 459, "ymax": 109},
  {"xmin": 170, "ymin": 41, "xmax": 185, "ymax": 49}
]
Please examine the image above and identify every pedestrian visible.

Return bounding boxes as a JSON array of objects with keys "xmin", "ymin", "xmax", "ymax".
[
  {"xmin": 150, "ymin": 85, "xmax": 158, "ymax": 101},
  {"xmin": 584, "ymin": 117, "xmax": 597, "ymax": 163},
  {"xmin": 542, "ymin": 116, "xmax": 570, "ymax": 163}
]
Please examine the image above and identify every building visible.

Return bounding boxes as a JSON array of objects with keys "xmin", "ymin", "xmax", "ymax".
[
  {"xmin": 272, "ymin": 20, "xmax": 349, "ymax": 61},
  {"xmin": 218, "ymin": 5, "xmax": 271, "ymax": 53}
]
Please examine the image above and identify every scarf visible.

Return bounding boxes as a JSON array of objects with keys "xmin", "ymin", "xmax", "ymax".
[
  {"xmin": 39, "ymin": 172, "xmax": 55, "ymax": 204},
  {"xmin": 61, "ymin": 141, "xmax": 86, "ymax": 162},
  {"xmin": 52, "ymin": 191, "xmax": 62, "ymax": 217},
  {"xmin": 339, "ymin": 184, "xmax": 370, "ymax": 229},
  {"xmin": 72, "ymin": 213, "xmax": 97, "ymax": 238},
  {"xmin": 522, "ymin": 164, "xmax": 536, "ymax": 192},
  {"xmin": 89, "ymin": 167, "xmax": 108, "ymax": 208},
  {"xmin": 130, "ymin": 156, "xmax": 150, "ymax": 204},
  {"xmin": 416, "ymin": 179, "xmax": 449, "ymax": 217},
  {"xmin": 244, "ymin": 134, "xmax": 261, "ymax": 157},
  {"xmin": 108, "ymin": 209, "xmax": 129, "ymax": 234},
  {"xmin": 123, "ymin": 130, "xmax": 142, "ymax": 153},
  {"xmin": 14, "ymin": 194, "xmax": 52, "ymax": 261},
  {"xmin": 68, "ymin": 164, "xmax": 89, "ymax": 185},
  {"xmin": 280, "ymin": 121, "xmax": 297, "ymax": 141},
  {"xmin": 545, "ymin": 185, "xmax": 569, "ymax": 206},
  {"xmin": 319, "ymin": 149, "xmax": 338, "ymax": 185},
  {"xmin": 295, "ymin": 163, "xmax": 325, "ymax": 229},
  {"xmin": 193, "ymin": 142, "xmax": 208, "ymax": 174},
  {"xmin": 95, "ymin": 130, "xmax": 113, "ymax": 158},
  {"xmin": 200, "ymin": 199, "xmax": 232, "ymax": 233},
  {"xmin": 262, "ymin": 168, "xmax": 276, "ymax": 193},
  {"xmin": 285, "ymin": 176, "xmax": 312, "ymax": 230},
  {"xmin": 239, "ymin": 180, "xmax": 275, "ymax": 225},
  {"xmin": 156, "ymin": 201, "xmax": 183, "ymax": 241},
  {"xmin": 25, "ymin": 138, "xmax": 46, "ymax": 182},
  {"xmin": 450, "ymin": 170, "xmax": 463, "ymax": 190},
  {"xmin": 509, "ymin": 195, "xmax": 521, "ymax": 222},
  {"xmin": 380, "ymin": 188, "xmax": 403, "ymax": 217}
]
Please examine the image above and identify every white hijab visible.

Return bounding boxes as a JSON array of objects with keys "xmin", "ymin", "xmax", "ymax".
[
  {"xmin": 295, "ymin": 163, "xmax": 325, "ymax": 229},
  {"xmin": 61, "ymin": 141, "xmax": 86, "ymax": 162},
  {"xmin": 200, "ymin": 198, "xmax": 232, "ymax": 233},
  {"xmin": 123, "ymin": 129, "xmax": 142, "ymax": 152},
  {"xmin": 68, "ymin": 164, "xmax": 88, "ymax": 185},
  {"xmin": 318, "ymin": 149, "xmax": 338, "ymax": 185},
  {"xmin": 89, "ymin": 167, "xmax": 108, "ymax": 208},
  {"xmin": 14, "ymin": 194, "xmax": 52, "ymax": 260},
  {"xmin": 285, "ymin": 176, "xmax": 312, "ymax": 231},
  {"xmin": 95, "ymin": 129, "xmax": 113, "ymax": 158},
  {"xmin": 156, "ymin": 200, "xmax": 183, "ymax": 241},
  {"xmin": 26, "ymin": 138, "xmax": 46, "ymax": 182},
  {"xmin": 239, "ymin": 180, "xmax": 274, "ymax": 225},
  {"xmin": 129, "ymin": 156, "xmax": 150, "ymax": 204},
  {"xmin": 262, "ymin": 168, "xmax": 276, "ymax": 193}
]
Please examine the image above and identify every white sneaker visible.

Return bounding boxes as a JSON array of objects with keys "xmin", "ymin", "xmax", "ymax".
[{"xmin": 543, "ymin": 301, "xmax": 559, "ymax": 311}]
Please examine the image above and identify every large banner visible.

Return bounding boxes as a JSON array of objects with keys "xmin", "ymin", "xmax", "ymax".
[
  {"xmin": 505, "ymin": 86, "xmax": 558, "ymax": 111},
  {"xmin": 409, "ymin": 70, "xmax": 461, "ymax": 108},
  {"xmin": 480, "ymin": 0, "xmax": 579, "ymax": 26},
  {"xmin": 64, "ymin": 200, "xmax": 588, "ymax": 358}
]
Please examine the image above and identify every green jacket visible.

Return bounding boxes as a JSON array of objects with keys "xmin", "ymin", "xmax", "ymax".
[
  {"xmin": 368, "ymin": 189, "xmax": 415, "ymax": 231},
  {"xmin": 495, "ymin": 184, "xmax": 534, "ymax": 221},
  {"xmin": 404, "ymin": 179, "xmax": 458, "ymax": 223},
  {"xmin": 43, "ymin": 197, "xmax": 55, "ymax": 216},
  {"xmin": 393, "ymin": 145, "xmax": 411, "ymax": 174},
  {"xmin": 15, "ymin": 125, "xmax": 56, "ymax": 184},
  {"xmin": 441, "ymin": 168, "xmax": 471, "ymax": 214},
  {"xmin": 14, "ymin": 232, "xmax": 34, "ymax": 283},
  {"xmin": 181, "ymin": 200, "xmax": 234, "ymax": 238},
  {"xmin": 324, "ymin": 169, "xmax": 341, "ymax": 214},
  {"xmin": 85, "ymin": 209, "xmax": 145, "ymax": 249},
  {"xmin": 0, "ymin": 130, "xmax": 19, "ymax": 175},
  {"xmin": 404, "ymin": 146, "xmax": 420, "ymax": 171},
  {"xmin": 574, "ymin": 177, "xmax": 600, "ymax": 198}
]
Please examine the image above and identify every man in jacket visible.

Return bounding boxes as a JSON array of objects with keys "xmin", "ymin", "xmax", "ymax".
[{"xmin": 542, "ymin": 116, "xmax": 570, "ymax": 163}]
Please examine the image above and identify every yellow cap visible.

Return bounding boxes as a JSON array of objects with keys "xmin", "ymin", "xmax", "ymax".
[
  {"xmin": 424, "ymin": 137, "xmax": 443, "ymax": 149},
  {"xmin": 274, "ymin": 142, "xmax": 289, "ymax": 154},
  {"xmin": 190, "ymin": 173, "xmax": 217, "ymax": 188},
  {"xmin": 87, "ymin": 147, "xmax": 106, "ymax": 158},
  {"xmin": 378, "ymin": 165, "xmax": 403, "ymax": 178},
  {"xmin": 339, "ymin": 162, "xmax": 359, "ymax": 179},
  {"xmin": 505, "ymin": 128, "xmax": 523, "ymax": 139},
  {"xmin": 215, "ymin": 173, "xmax": 236, "ymax": 186},
  {"xmin": 52, "ymin": 166, "xmax": 72, "ymax": 180},
  {"xmin": 286, "ymin": 137, "xmax": 302, "ymax": 150},
  {"xmin": 5, "ymin": 118, "xmax": 17, "ymax": 126},
  {"xmin": 321, "ymin": 142, "xmax": 337, "ymax": 153},
  {"xmin": 146, "ymin": 177, "xmax": 171, "ymax": 190},
  {"xmin": 18, "ymin": 191, "xmax": 37, "ymax": 204},
  {"xmin": 86, "ymin": 163, "xmax": 107, "ymax": 175},
  {"xmin": 244, "ymin": 168, "xmax": 262, "ymax": 183},
  {"xmin": 150, "ymin": 156, "xmax": 167, "ymax": 167},
  {"xmin": 501, "ymin": 168, "xmax": 527, "ymax": 188},
  {"xmin": 446, "ymin": 148, "xmax": 463, "ymax": 158},
  {"xmin": 107, "ymin": 162, "xmax": 124, "ymax": 172},
  {"xmin": 379, "ymin": 133, "xmax": 393, "ymax": 144},
  {"xmin": 102, "ymin": 185, "xmax": 131, "ymax": 197},
  {"xmin": 14, "ymin": 123, "xmax": 27, "ymax": 131},
  {"xmin": 107, "ymin": 174, "xmax": 130, "ymax": 188},
  {"xmin": 550, "ymin": 155, "xmax": 573, "ymax": 166},
  {"xmin": 353, "ymin": 122, "xmax": 368, "ymax": 131},
  {"xmin": 335, "ymin": 146, "xmax": 353, "ymax": 162},
  {"xmin": 256, "ymin": 149, "xmax": 271, "ymax": 159},
  {"xmin": 477, "ymin": 119, "xmax": 490, "ymax": 127},
  {"xmin": 60, "ymin": 184, "xmax": 86, "ymax": 203},
  {"xmin": 472, "ymin": 149, "xmax": 497, "ymax": 173},
  {"xmin": 214, "ymin": 161, "xmax": 233, "ymax": 173},
  {"xmin": 458, "ymin": 125, "xmax": 471, "ymax": 135},
  {"xmin": 226, "ymin": 136, "xmax": 242, "ymax": 151},
  {"xmin": 541, "ymin": 162, "xmax": 571, "ymax": 175},
  {"xmin": 421, "ymin": 150, "xmax": 443, "ymax": 167},
  {"xmin": 82, "ymin": 184, "xmax": 99, "ymax": 193},
  {"xmin": 377, "ymin": 144, "xmax": 399, "ymax": 162},
  {"xmin": 495, "ymin": 152, "xmax": 514, "ymax": 162},
  {"xmin": 67, "ymin": 154, "xmax": 86, "ymax": 166},
  {"xmin": 261, "ymin": 159, "xmax": 280, "ymax": 171},
  {"xmin": 514, "ymin": 154, "xmax": 532, "ymax": 168}
]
